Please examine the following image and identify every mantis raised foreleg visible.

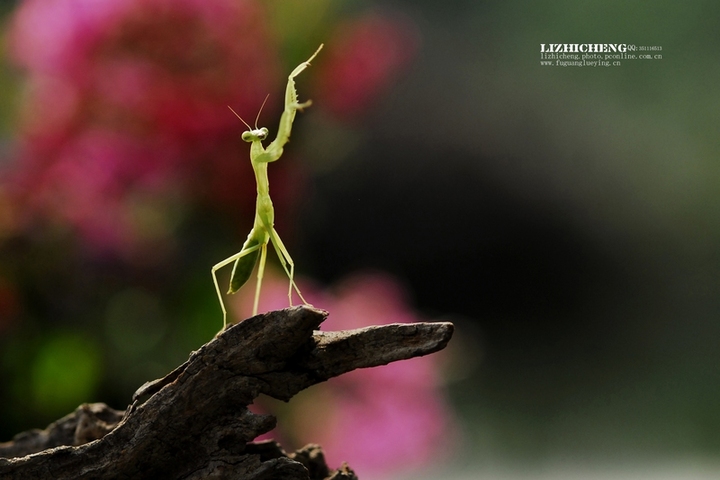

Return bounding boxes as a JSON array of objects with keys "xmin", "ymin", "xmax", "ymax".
[{"xmin": 212, "ymin": 45, "xmax": 322, "ymax": 329}]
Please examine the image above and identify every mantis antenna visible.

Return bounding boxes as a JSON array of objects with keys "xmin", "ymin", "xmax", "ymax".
[
  {"xmin": 228, "ymin": 106, "xmax": 252, "ymax": 131},
  {"xmin": 227, "ymin": 93, "xmax": 270, "ymax": 130},
  {"xmin": 212, "ymin": 44, "xmax": 323, "ymax": 330},
  {"xmin": 254, "ymin": 94, "xmax": 270, "ymax": 128}
]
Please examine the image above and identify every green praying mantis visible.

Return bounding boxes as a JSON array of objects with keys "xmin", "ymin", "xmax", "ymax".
[{"xmin": 212, "ymin": 45, "xmax": 323, "ymax": 329}]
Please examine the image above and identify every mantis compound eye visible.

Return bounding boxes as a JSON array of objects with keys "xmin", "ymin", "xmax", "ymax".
[{"xmin": 241, "ymin": 128, "xmax": 269, "ymax": 142}]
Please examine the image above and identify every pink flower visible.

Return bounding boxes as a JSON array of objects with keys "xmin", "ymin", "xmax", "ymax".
[
  {"xmin": 9, "ymin": 129, "xmax": 180, "ymax": 254},
  {"xmin": 8, "ymin": 0, "xmax": 277, "ymax": 140},
  {"xmin": 3, "ymin": 0, "xmax": 420, "ymax": 257},
  {"xmin": 4, "ymin": 0, "xmax": 280, "ymax": 252},
  {"xmin": 314, "ymin": 12, "xmax": 420, "ymax": 119},
  {"xmin": 233, "ymin": 272, "xmax": 455, "ymax": 478}
]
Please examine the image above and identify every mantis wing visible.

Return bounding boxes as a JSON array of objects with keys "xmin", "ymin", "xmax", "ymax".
[{"xmin": 228, "ymin": 238, "xmax": 261, "ymax": 294}]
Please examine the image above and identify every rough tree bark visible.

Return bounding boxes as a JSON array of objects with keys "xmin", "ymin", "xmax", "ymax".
[{"xmin": 0, "ymin": 306, "xmax": 454, "ymax": 479}]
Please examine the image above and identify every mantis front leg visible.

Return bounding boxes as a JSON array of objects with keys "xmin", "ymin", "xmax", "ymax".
[{"xmin": 265, "ymin": 44, "xmax": 323, "ymax": 160}]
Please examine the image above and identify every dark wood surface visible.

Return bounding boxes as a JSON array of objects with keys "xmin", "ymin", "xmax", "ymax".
[{"xmin": 0, "ymin": 306, "xmax": 453, "ymax": 479}]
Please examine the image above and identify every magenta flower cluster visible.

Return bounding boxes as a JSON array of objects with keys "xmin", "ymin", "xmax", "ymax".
[
  {"xmin": 5, "ymin": 0, "xmax": 281, "ymax": 253},
  {"xmin": 4, "ymin": 0, "xmax": 417, "ymax": 256}
]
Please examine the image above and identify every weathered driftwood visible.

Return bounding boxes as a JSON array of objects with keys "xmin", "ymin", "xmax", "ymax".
[{"xmin": 0, "ymin": 306, "xmax": 454, "ymax": 479}]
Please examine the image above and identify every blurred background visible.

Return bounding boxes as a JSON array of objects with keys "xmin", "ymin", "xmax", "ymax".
[{"xmin": 1, "ymin": 0, "xmax": 720, "ymax": 478}]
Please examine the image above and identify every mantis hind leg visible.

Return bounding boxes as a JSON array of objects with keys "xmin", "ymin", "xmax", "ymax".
[
  {"xmin": 269, "ymin": 228, "xmax": 309, "ymax": 307},
  {"xmin": 211, "ymin": 243, "xmax": 262, "ymax": 330}
]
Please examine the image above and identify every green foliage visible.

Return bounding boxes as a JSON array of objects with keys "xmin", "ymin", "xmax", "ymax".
[{"xmin": 30, "ymin": 333, "xmax": 102, "ymax": 416}]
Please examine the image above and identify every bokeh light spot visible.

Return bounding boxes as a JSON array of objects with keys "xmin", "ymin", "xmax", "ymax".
[{"xmin": 30, "ymin": 333, "xmax": 102, "ymax": 415}]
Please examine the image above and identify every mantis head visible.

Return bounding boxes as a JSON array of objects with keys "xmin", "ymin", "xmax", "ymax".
[
  {"xmin": 241, "ymin": 127, "xmax": 268, "ymax": 142},
  {"xmin": 230, "ymin": 94, "xmax": 270, "ymax": 143}
]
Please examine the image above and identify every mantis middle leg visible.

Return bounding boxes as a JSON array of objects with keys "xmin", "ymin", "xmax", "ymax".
[{"xmin": 269, "ymin": 227, "xmax": 308, "ymax": 307}]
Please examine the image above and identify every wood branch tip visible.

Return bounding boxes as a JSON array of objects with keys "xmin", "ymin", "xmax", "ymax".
[{"xmin": 434, "ymin": 320, "xmax": 455, "ymax": 346}]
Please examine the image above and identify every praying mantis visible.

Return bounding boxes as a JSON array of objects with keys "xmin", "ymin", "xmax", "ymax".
[{"xmin": 212, "ymin": 45, "xmax": 322, "ymax": 330}]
